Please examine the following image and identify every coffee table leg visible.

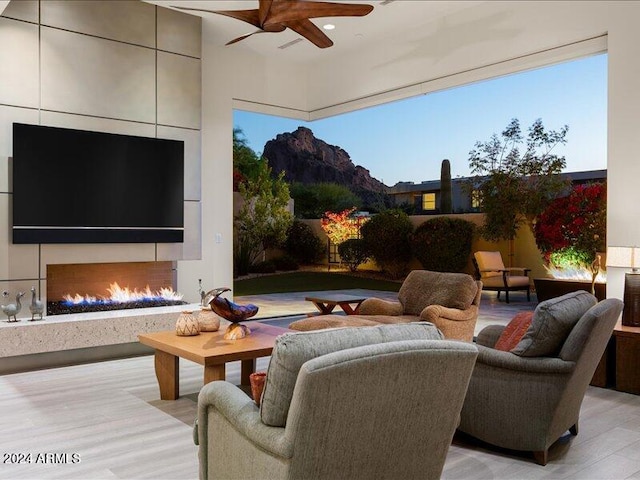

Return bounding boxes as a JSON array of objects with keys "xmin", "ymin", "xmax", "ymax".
[
  {"xmin": 204, "ymin": 364, "xmax": 225, "ymax": 385},
  {"xmin": 155, "ymin": 350, "xmax": 179, "ymax": 400},
  {"xmin": 340, "ymin": 301, "xmax": 362, "ymax": 315},
  {"xmin": 241, "ymin": 359, "xmax": 256, "ymax": 386},
  {"xmin": 314, "ymin": 302, "xmax": 336, "ymax": 314}
]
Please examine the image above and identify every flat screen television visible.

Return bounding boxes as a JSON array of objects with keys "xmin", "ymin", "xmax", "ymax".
[{"xmin": 12, "ymin": 123, "xmax": 184, "ymax": 244}]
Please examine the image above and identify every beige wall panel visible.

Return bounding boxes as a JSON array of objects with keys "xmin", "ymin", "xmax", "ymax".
[
  {"xmin": 157, "ymin": 7, "xmax": 201, "ymax": 58},
  {"xmin": 40, "ymin": 111, "xmax": 156, "ymax": 138},
  {"xmin": 2, "ymin": 0, "xmax": 37, "ymax": 23},
  {"xmin": 40, "ymin": 27, "xmax": 156, "ymax": 123},
  {"xmin": 157, "ymin": 52, "xmax": 201, "ymax": 129},
  {"xmin": 0, "ymin": 194, "xmax": 39, "ymax": 281},
  {"xmin": 157, "ymin": 200, "xmax": 202, "ymax": 262},
  {"xmin": 0, "ymin": 18, "xmax": 39, "ymax": 108},
  {"xmin": 40, "ymin": 243, "xmax": 156, "ymax": 274},
  {"xmin": 156, "ymin": 125, "xmax": 201, "ymax": 201},
  {"xmin": 40, "ymin": 0, "xmax": 155, "ymax": 48},
  {"xmin": 0, "ymin": 105, "xmax": 39, "ymax": 192}
]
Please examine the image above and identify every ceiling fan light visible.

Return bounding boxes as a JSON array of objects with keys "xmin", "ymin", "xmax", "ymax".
[{"xmin": 322, "ymin": 24, "xmax": 336, "ymax": 30}]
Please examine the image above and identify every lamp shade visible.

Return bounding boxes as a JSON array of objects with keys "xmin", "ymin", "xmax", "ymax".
[{"xmin": 606, "ymin": 246, "xmax": 640, "ymax": 270}]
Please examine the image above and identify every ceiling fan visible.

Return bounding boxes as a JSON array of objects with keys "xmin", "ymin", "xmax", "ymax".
[{"xmin": 174, "ymin": 0, "xmax": 374, "ymax": 49}]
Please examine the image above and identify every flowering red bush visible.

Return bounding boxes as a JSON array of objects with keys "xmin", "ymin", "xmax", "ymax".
[
  {"xmin": 321, "ymin": 207, "xmax": 367, "ymax": 245},
  {"xmin": 534, "ymin": 183, "xmax": 606, "ymax": 266}
]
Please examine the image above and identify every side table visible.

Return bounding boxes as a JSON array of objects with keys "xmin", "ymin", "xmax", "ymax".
[{"xmin": 614, "ymin": 321, "xmax": 640, "ymax": 395}]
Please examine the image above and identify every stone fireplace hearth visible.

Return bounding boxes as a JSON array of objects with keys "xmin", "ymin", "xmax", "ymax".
[{"xmin": 46, "ymin": 261, "xmax": 185, "ymax": 315}]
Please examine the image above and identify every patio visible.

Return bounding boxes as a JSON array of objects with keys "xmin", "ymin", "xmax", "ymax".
[{"xmin": 2, "ymin": 288, "xmax": 640, "ymax": 479}]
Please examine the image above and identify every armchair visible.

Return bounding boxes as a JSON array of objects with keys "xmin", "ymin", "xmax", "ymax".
[
  {"xmin": 196, "ymin": 323, "xmax": 478, "ymax": 480},
  {"xmin": 358, "ymin": 270, "xmax": 482, "ymax": 342},
  {"xmin": 457, "ymin": 292, "xmax": 623, "ymax": 465},
  {"xmin": 473, "ymin": 251, "xmax": 530, "ymax": 303}
]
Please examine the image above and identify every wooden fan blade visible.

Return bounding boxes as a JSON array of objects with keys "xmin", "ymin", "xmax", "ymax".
[
  {"xmin": 224, "ymin": 25, "xmax": 285, "ymax": 46},
  {"xmin": 258, "ymin": 0, "xmax": 274, "ymax": 26},
  {"xmin": 212, "ymin": 9, "xmax": 263, "ymax": 28},
  {"xmin": 283, "ymin": 19, "xmax": 333, "ymax": 48},
  {"xmin": 266, "ymin": 1, "xmax": 373, "ymax": 25},
  {"xmin": 172, "ymin": 6, "xmax": 262, "ymax": 28},
  {"xmin": 225, "ymin": 30, "xmax": 263, "ymax": 46}
]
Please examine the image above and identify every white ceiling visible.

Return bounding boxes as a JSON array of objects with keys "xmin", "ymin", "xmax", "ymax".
[{"xmin": 149, "ymin": 1, "xmax": 482, "ymax": 64}]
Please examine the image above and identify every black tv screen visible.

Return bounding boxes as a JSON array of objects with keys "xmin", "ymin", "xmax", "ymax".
[{"xmin": 12, "ymin": 123, "xmax": 184, "ymax": 244}]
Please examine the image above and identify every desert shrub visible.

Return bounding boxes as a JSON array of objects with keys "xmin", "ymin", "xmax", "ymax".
[
  {"xmin": 249, "ymin": 260, "xmax": 277, "ymax": 274},
  {"xmin": 338, "ymin": 238, "xmax": 369, "ymax": 272},
  {"xmin": 411, "ymin": 217, "xmax": 475, "ymax": 272},
  {"xmin": 273, "ymin": 254, "xmax": 299, "ymax": 271},
  {"xmin": 360, "ymin": 210, "xmax": 413, "ymax": 279},
  {"xmin": 284, "ymin": 220, "xmax": 325, "ymax": 264}
]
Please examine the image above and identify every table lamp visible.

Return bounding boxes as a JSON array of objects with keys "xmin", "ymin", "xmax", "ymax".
[{"xmin": 607, "ymin": 246, "xmax": 640, "ymax": 327}]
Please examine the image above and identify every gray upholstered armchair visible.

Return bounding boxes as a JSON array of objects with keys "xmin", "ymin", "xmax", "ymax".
[
  {"xmin": 195, "ymin": 323, "xmax": 478, "ymax": 480},
  {"xmin": 457, "ymin": 292, "xmax": 623, "ymax": 465}
]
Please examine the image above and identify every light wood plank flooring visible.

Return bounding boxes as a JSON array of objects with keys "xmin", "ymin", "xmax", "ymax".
[{"xmin": 1, "ymin": 291, "xmax": 639, "ymax": 479}]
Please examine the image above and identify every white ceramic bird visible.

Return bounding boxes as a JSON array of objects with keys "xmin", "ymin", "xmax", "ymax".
[
  {"xmin": 29, "ymin": 286, "xmax": 44, "ymax": 321},
  {"xmin": 2, "ymin": 291, "xmax": 25, "ymax": 322}
]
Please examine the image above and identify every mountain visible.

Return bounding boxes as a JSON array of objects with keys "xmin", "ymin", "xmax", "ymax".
[{"xmin": 262, "ymin": 127, "xmax": 387, "ymax": 204}]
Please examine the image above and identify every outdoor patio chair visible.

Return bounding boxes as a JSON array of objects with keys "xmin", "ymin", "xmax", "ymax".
[{"xmin": 473, "ymin": 251, "xmax": 531, "ymax": 303}]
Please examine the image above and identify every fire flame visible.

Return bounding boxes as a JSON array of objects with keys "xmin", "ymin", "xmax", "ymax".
[{"xmin": 63, "ymin": 282, "xmax": 183, "ymax": 305}]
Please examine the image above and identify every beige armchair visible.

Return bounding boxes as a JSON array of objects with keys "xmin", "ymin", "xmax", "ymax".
[
  {"xmin": 358, "ymin": 270, "xmax": 483, "ymax": 342},
  {"xmin": 473, "ymin": 251, "xmax": 530, "ymax": 303},
  {"xmin": 289, "ymin": 270, "xmax": 482, "ymax": 342},
  {"xmin": 195, "ymin": 323, "xmax": 478, "ymax": 480},
  {"xmin": 458, "ymin": 292, "xmax": 623, "ymax": 465}
]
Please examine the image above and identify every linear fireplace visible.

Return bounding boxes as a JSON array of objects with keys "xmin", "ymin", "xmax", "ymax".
[{"xmin": 46, "ymin": 261, "xmax": 186, "ymax": 315}]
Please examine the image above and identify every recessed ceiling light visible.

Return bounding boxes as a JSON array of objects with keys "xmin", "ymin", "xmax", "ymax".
[{"xmin": 323, "ymin": 24, "xmax": 335, "ymax": 30}]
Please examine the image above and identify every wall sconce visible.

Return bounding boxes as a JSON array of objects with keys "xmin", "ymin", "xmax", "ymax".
[{"xmin": 607, "ymin": 246, "xmax": 640, "ymax": 327}]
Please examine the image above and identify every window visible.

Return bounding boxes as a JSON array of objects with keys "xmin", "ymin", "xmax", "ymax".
[
  {"xmin": 422, "ymin": 193, "xmax": 436, "ymax": 211},
  {"xmin": 471, "ymin": 190, "xmax": 481, "ymax": 209}
]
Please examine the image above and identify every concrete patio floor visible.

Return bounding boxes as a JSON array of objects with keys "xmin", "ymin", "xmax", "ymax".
[{"xmin": 236, "ymin": 289, "xmax": 538, "ymax": 334}]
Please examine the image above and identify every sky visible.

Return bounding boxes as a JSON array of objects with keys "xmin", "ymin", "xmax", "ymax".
[{"xmin": 233, "ymin": 54, "xmax": 607, "ymax": 187}]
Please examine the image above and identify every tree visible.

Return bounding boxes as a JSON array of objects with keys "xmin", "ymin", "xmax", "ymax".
[
  {"xmin": 234, "ymin": 161, "xmax": 293, "ymax": 276},
  {"xmin": 289, "ymin": 182, "xmax": 362, "ymax": 218},
  {"xmin": 467, "ymin": 118, "xmax": 570, "ymax": 246},
  {"xmin": 233, "ymin": 127, "xmax": 263, "ymax": 186}
]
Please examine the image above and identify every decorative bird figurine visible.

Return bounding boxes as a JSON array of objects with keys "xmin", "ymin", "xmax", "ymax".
[
  {"xmin": 29, "ymin": 286, "xmax": 45, "ymax": 321},
  {"xmin": 2, "ymin": 291, "xmax": 25, "ymax": 322},
  {"xmin": 203, "ymin": 287, "xmax": 259, "ymax": 339}
]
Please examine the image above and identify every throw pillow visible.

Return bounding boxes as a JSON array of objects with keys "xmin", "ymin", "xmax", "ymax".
[
  {"xmin": 494, "ymin": 311, "xmax": 534, "ymax": 351},
  {"xmin": 511, "ymin": 290, "xmax": 597, "ymax": 357},
  {"xmin": 260, "ymin": 322, "xmax": 444, "ymax": 427}
]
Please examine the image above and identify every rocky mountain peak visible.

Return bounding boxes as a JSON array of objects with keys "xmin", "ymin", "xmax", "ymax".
[{"xmin": 262, "ymin": 127, "xmax": 387, "ymax": 197}]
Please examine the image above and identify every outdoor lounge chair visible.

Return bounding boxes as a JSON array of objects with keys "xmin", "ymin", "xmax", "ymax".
[{"xmin": 473, "ymin": 251, "xmax": 531, "ymax": 303}]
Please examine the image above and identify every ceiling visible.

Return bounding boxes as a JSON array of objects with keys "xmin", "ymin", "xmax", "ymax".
[{"xmin": 149, "ymin": 1, "xmax": 482, "ymax": 64}]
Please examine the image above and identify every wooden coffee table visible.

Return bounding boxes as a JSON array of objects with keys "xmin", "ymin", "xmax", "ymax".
[
  {"xmin": 138, "ymin": 322, "xmax": 289, "ymax": 400},
  {"xmin": 305, "ymin": 293, "xmax": 367, "ymax": 315}
]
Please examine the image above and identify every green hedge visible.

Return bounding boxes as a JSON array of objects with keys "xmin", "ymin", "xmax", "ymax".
[{"xmin": 410, "ymin": 217, "xmax": 475, "ymax": 273}]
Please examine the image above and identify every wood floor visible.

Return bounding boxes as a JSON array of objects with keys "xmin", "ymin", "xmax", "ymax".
[{"xmin": 1, "ymin": 292, "xmax": 639, "ymax": 479}]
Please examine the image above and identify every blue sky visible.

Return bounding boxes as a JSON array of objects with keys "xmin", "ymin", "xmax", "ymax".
[{"xmin": 233, "ymin": 54, "xmax": 607, "ymax": 187}]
